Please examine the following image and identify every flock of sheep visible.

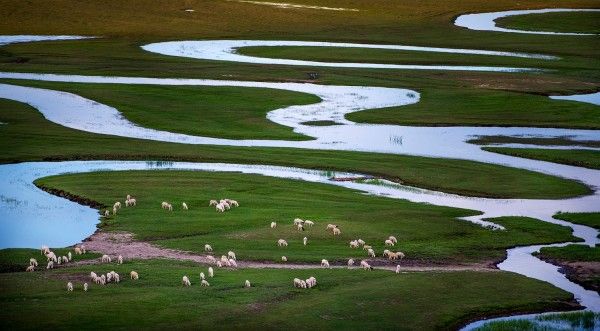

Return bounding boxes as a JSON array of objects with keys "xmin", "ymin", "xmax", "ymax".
[{"xmin": 33, "ymin": 194, "xmax": 407, "ymax": 293}]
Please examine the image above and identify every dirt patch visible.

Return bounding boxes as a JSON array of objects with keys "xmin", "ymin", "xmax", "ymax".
[{"xmin": 548, "ymin": 259, "xmax": 600, "ymax": 294}]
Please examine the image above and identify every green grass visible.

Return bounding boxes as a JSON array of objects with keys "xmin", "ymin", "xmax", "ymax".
[
  {"xmin": 0, "ymin": 259, "xmax": 576, "ymax": 330},
  {"xmin": 482, "ymin": 147, "xmax": 600, "ymax": 170},
  {"xmin": 496, "ymin": 11, "xmax": 600, "ymax": 34},
  {"xmin": 0, "ymin": 80, "xmax": 319, "ymax": 141},
  {"xmin": 347, "ymin": 88, "xmax": 600, "ymax": 129},
  {"xmin": 537, "ymin": 311, "xmax": 600, "ymax": 329},
  {"xmin": 301, "ymin": 120, "xmax": 341, "ymax": 126},
  {"xmin": 476, "ymin": 311, "xmax": 600, "ymax": 331},
  {"xmin": 0, "ymin": 248, "xmax": 101, "ymax": 273},
  {"xmin": 33, "ymin": 170, "xmax": 580, "ymax": 264},
  {"xmin": 554, "ymin": 212, "xmax": 600, "ymax": 231},
  {"xmin": 0, "ymin": 98, "xmax": 590, "ymax": 199},
  {"xmin": 469, "ymin": 135, "xmax": 600, "ymax": 148},
  {"xmin": 536, "ymin": 245, "xmax": 600, "ymax": 263}
]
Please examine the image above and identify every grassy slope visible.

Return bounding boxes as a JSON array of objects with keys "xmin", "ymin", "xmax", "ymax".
[
  {"xmin": 0, "ymin": 248, "xmax": 101, "ymax": 273},
  {"xmin": 496, "ymin": 11, "xmax": 600, "ymax": 34},
  {"xmin": 469, "ymin": 135, "xmax": 600, "ymax": 148},
  {"xmin": 483, "ymin": 147, "xmax": 600, "ymax": 170},
  {"xmin": 0, "ymin": 80, "xmax": 319, "ymax": 141},
  {"xmin": 0, "ymin": 260, "xmax": 576, "ymax": 330},
  {"xmin": 554, "ymin": 212, "xmax": 600, "ymax": 230},
  {"xmin": 0, "ymin": 98, "xmax": 590, "ymax": 199},
  {"xmin": 537, "ymin": 245, "xmax": 600, "ymax": 262},
  {"xmin": 34, "ymin": 170, "xmax": 578, "ymax": 264}
]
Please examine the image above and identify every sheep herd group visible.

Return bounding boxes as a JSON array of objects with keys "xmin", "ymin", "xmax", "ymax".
[
  {"xmin": 28, "ymin": 244, "xmax": 87, "ymax": 272},
  {"xmin": 209, "ymin": 198, "xmax": 239, "ymax": 212}
]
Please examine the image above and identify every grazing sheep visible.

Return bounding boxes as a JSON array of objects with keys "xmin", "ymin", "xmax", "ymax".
[
  {"xmin": 90, "ymin": 272, "xmax": 98, "ymax": 280},
  {"xmin": 26, "ymin": 265, "xmax": 35, "ymax": 272},
  {"xmin": 281, "ymin": 256, "xmax": 287, "ymax": 262},
  {"xmin": 100, "ymin": 274, "xmax": 106, "ymax": 285},
  {"xmin": 216, "ymin": 261, "xmax": 223, "ymax": 268},
  {"xmin": 114, "ymin": 202, "xmax": 121, "ymax": 210},
  {"xmin": 29, "ymin": 258, "xmax": 38, "ymax": 267},
  {"xmin": 130, "ymin": 271, "xmax": 139, "ymax": 280},
  {"xmin": 201, "ymin": 279, "xmax": 210, "ymax": 287},
  {"xmin": 349, "ymin": 240, "xmax": 359, "ymax": 248},
  {"xmin": 332, "ymin": 228, "xmax": 341, "ymax": 236},
  {"xmin": 347, "ymin": 258, "xmax": 354, "ymax": 268},
  {"xmin": 200, "ymin": 272, "xmax": 205, "ymax": 280},
  {"xmin": 229, "ymin": 259, "xmax": 238, "ymax": 268},
  {"xmin": 114, "ymin": 273, "xmax": 120, "ymax": 283},
  {"xmin": 80, "ymin": 245, "xmax": 86, "ymax": 254},
  {"xmin": 360, "ymin": 260, "xmax": 373, "ymax": 270},
  {"xmin": 320, "ymin": 259, "xmax": 330, "ymax": 268},
  {"xmin": 101, "ymin": 255, "xmax": 111, "ymax": 263},
  {"xmin": 396, "ymin": 265, "xmax": 401, "ymax": 274},
  {"xmin": 389, "ymin": 236, "xmax": 398, "ymax": 244},
  {"xmin": 74, "ymin": 247, "xmax": 82, "ymax": 255},
  {"xmin": 127, "ymin": 194, "xmax": 131, "ymax": 200},
  {"xmin": 221, "ymin": 255, "xmax": 229, "ymax": 263},
  {"xmin": 182, "ymin": 276, "xmax": 191, "ymax": 286},
  {"xmin": 277, "ymin": 239, "xmax": 288, "ymax": 247},
  {"xmin": 270, "ymin": 221, "xmax": 277, "ymax": 229},
  {"xmin": 397, "ymin": 252, "xmax": 405, "ymax": 260},
  {"xmin": 57, "ymin": 256, "xmax": 62, "ymax": 265},
  {"xmin": 62, "ymin": 255, "xmax": 69, "ymax": 263},
  {"xmin": 209, "ymin": 200, "xmax": 218, "ymax": 207},
  {"xmin": 40, "ymin": 245, "xmax": 49, "ymax": 255},
  {"xmin": 126, "ymin": 198, "xmax": 137, "ymax": 207},
  {"xmin": 67, "ymin": 252, "xmax": 72, "ymax": 261},
  {"xmin": 113, "ymin": 206, "xmax": 118, "ymax": 215},
  {"xmin": 367, "ymin": 248, "xmax": 376, "ymax": 258},
  {"xmin": 303, "ymin": 237, "xmax": 308, "ymax": 246},
  {"xmin": 182, "ymin": 202, "xmax": 188, "ymax": 210},
  {"xmin": 204, "ymin": 244, "xmax": 213, "ymax": 252},
  {"xmin": 46, "ymin": 251, "xmax": 57, "ymax": 262},
  {"xmin": 383, "ymin": 249, "xmax": 391, "ymax": 258},
  {"xmin": 107, "ymin": 272, "xmax": 113, "ymax": 283},
  {"xmin": 244, "ymin": 280, "xmax": 251, "ymax": 288},
  {"xmin": 227, "ymin": 251, "xmax": 236, "ymax": 260},
  {"xmin": 357, "ymin": 239, "xmax": 365, "ymax": 246},
  {"xmin": 293, "ymin": 278, "xmax": 303, "ymax": 288},
  {"xmin": 363, "ymin": 245, "xmax": 372, "ymax": 251},
  {"xmin": 221, "ymin": 201, "xmax": 231, "ymax": 210},
  {"xmin": 297, "ymin": 223, "xmax": 304, "ymax": 231},
  {"xmin": 304, "ymin": 220, "xmax": 314, "ymax": 227},
  {"xmin": 229, "ymin": 200, "xmax": 239, "ymax": 207},
  {"xmin": 388, "ymin": 252, "xmax": 400, "ymax": 260},
  {"xmin": 104, "ymin": 210, "xmax": 110, "ymax": 217},
  {"xmin": 215, "ymin": 203, "xmax": 225, "ymax": 212},
  {"xmin": 306, "ymin": 276, "xmax": 317, "ymax": 288},
  {"xmin": 293, "ymin": 218, "xmax": 304, "ymax": 226},
  {"xmin": 385, "ymin": 239, "xmax": 394, "ymax": 247},
  {"xmin": 84, "ymin": 283, "xmax": 88, "ymax": 291},
  {"xmin": 208, "ymin": 267, "xmax": 214, "ymax": 278},
  {"xmin": 67, "ymin": 282, "xmax": 73, "ymax": 292},
  {"xmin": 118, "ymin": 255, "xmax": 124, "ymax": 264},
  {"xmin": 161, "ymin": 201, "xmax": 168, "ymax": 209},
  {"xmin": 167, "ymin": 203, "xmax": 173, "ymax": 211},
  {"xmin": 326, "ymin": 224, "xmax": 336, "ymax": 231}
]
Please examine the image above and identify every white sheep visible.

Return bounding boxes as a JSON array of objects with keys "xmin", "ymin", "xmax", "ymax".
[
  {"xmin": 367, "ymin": 248, "xmax": 376, "ymax": 258},
  {"xmin": 126, "ymin": 198, "xmax": 137, "ymax": 207},
  {"xmin": 348, "ymin": 258, "xmax": 354, "ymax": 268},
  {"xmin": 118, "ymin": 255, "xmax": 124, "ymax": 264},
  {"xmin": 46, "ymin": 251, "xmax": 57, "ymax": 262},
  {"xmin": 101, "ymin": 255, "xmax": 111, "ymax": 263},
  {"xmin": 383, "ymin": 249, "xmax": 391, "ymax": 258},
  {"xmin": 130, "ymin": 271, "xmax": 139, "ymax": 280},
  {"xmin": 26, "ymin": 265, "xmax": 35, "ymax": 272},
  {"xmin": 84, "ymin": 283, "xmax": 88, "ymax": 291},
  {"xmin": 360, "ymin": 260, "xmax": 372, "ymax": 270},
  {"xmin": 127, "ymin": 194, "xmax": 131, "ymax": 200},
  {"xmin": 208, "ymin": 267, "xmax": 214, "ymax": 278},
  {"xmin": 397, "ymin": 251, "xmax": 405, "ymax": 260},
  {"xmin": 200, "ymin": 272, "xmax": 205, "ymax": 280},
  {"xmin": 326, "ymin": 224, "xmax": 336, "ymax": 231},
  {"xmin": 167, "ymin": 203, "xmax": 173, "ymax": 211},
  {"xmin": 349, "ymin": 240, "xmax": 359, "ymax": 248},
  {"xmin": 277, "ymin": 239, "xmax": 288, "ymax": 247},
  {"xmin": 332, "ymin": 228, "xmax": 341, "ymax": 236},
  {"xmin": 228, "ymin": 251, "xmax": 236, "ymax": 260},
  {"xmin": 67, "ymin": 252, "xmax": 72, "ymax": 261},
  {"xmin": 62, "ymin": 255, "xmax": 69, "ymax": 263},
  {"xmin": 385, "ymin": 239, "xmax": 395, "ymax": 247},
  {"xmin": 297, "ymin": 223, "xmax": 304, "ymax": 231},
  {"xmin": 40, "ymin": 245, "xmax": 49, "ymax": 255},
  {"xmin": 321, "ymin": 259, "xmax": 330, "ymax": 268},
  {"xmin": 57, "ymin": 256, "xmax": 62, "ymax": 265},
  {"xmin": 74, "ymin": 247, "xmax": 82, "ymax": 255},
  {"xmin": 303, "ymin": 237, "xmax": 308, "ymax": 246},
  {"xmin": 388, "ymin": 252, "xmax": 398, "ymax": 260},
  {"xmin": 306, "ymin": 276, "xmax": 317, "ymax": 288},
  {"xmin": 300, "ymin": 280, "xmax": 307, "ymax": 288},
  {"xmin": 114, "ymin": 273, "xmax": 120, "ymax": 283},
  {"xmin": 215, "ymin": 203, "xmax": 225, "ymax": 212},
  {"xmin": 220, "ymin": 255, "xmax": 229, "ymax": 263},
  {"xmin": 304, "ymin": 220, "xmax": 314, "ymax": 227},
  {"xmin": 161, "ymin": 201, "xmax": 168, "ymax": 209},
  {"xmin": 209, "ymin": 200, "xmax": 218, "ymax": 207},
  {"xmin": 204, "ymin": 244, "xmax": 213, "ymax": 252},
  {"xmin": 244, "ymin": 280, "xmax": 251, "ymax": 288},
  {"xmin": 107, "ymin": 272, "xmax": 113, "ymax": 283},
  {"xmin": 363, "ymin": 245, "xmax": 372, "ymax": 251},
  {"xmin": 293, "ymin": 218, "xmax": 304, "ymax": 225},
  {"xmin": 113, "ymin": 206, "xmax": 118, "ymax": 215},
  {"xmin": 100, "ymin": 274, "xmax": 106, "ymax": 285},
  {"xmin": 293, "ymin": 278, "xmax": 303, "ymax": 288},
  {"xmin": 229, "ymin": 200, "xmax": 239, "ymax": 207},
  {"xmin": 201, "ymin": 279, "xmax": 210, "ymax": 287},
  {"xmin": 114, "ymin": 201, "xmax": 121, "ymax": 210},
  {"xmin": 182, "ymin": 202, "xmax": 188, "ymax": 210},
  {"xmin": 182, "ymin": 275, "xmax": 191, "ymax": 286},
  {"xmin": 357, "ymin": 239, "xmax": 365, "ymax": 246},
  {"xmin": 281, "ymin": 256, "xmax": 287, "ymax": 262},
  {"xmin": 81, "ymin": 245, "xmax": 86, "ymax": 254},
  {"xmin": 229, "ymin": 259, "xmax": 238, "ymax": 268},
  {"xmin": 104, "ymin": 210, "xmax": 110, "ymax": 217},
  {"xmin": 29, "ymin": 258, "xmax": 38, "ymax": 267},
  {"xmin": 90, "ymin": 271, "xmax": 98, "ymax": 281},
  {"xmin": 389, "ymin": 236, "xmax": 398, "ymax": 244},
  {"xmin": 67, "ymin": 282, "xmax": 73, "ymax": 292},
  {"xmin": 270, "ymin": 221, "xmax": 277, "ymax": 229},
  {"xmin": 396, "ymin": 265, "xmax": 401, "ymax": 274}
]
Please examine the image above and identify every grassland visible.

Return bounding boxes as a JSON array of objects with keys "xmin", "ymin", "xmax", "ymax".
[
  {"xmin": 469, "ymin": 135, "xmax": 600, "ymax": 148},
  {"xmin": 1, "ymin": 98, "xmax": 590, "ymax": 199},
  {"xmin": 554, "ymin": 212, "xmax": 600, "ymax": 230},
  {"xmin": 0, "ymin": 259, "xmax": 576, "ymax": 330},
  {"xmin": 33, "ymin": 170, "xmax": 579, "ymax": 264},
  {"xmin": 482, "ymin": 147, "xmax": 600, "ymax": 169},
  {"xmin": 535, "ymin": 244, "xmax": 600, "ymax": 293},
  {"xmin": 0, "ymin": 248, "xmax": 101, "ymax": 273},
  {"xmin": 476, "ymin": 311, "xmax": 600, "ymax": 331},
  {"xmin": 496, "ymin": 11, "xmax": 600, "ymax": 34}
]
